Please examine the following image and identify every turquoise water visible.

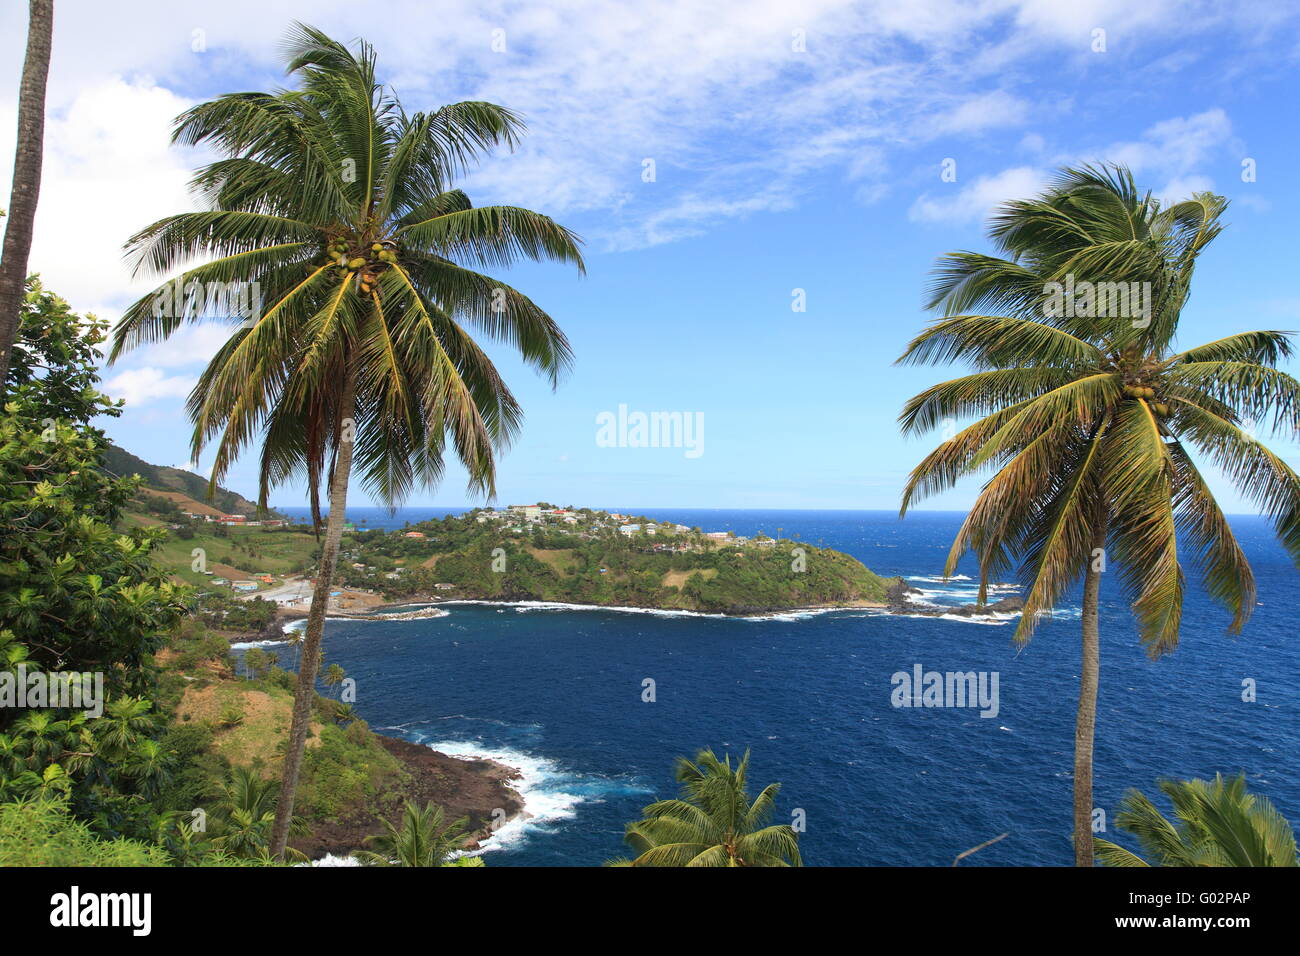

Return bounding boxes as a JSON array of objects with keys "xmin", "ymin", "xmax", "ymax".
[{"xmin": 269, "ymin": 508, "xmax": 1299, "ymax": 866}]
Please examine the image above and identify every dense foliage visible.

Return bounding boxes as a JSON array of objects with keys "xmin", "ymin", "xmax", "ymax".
[
  {"xmin": 613, "ymin": 748, "xmax": 801, "ymax": 867},
  {"xmin": 339, "ymin": 510, "xmax": 896, "ymax": 614},
  {"xmin": 0, "ymin": 281, "xmax": 188, "ymax": 836}
]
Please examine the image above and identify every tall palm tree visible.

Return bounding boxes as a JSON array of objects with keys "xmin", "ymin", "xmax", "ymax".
[
  {"xmin": 354, "ymin": 800, "xmax": 470, "ymax": 867},
  {"xmin": 108, "ymin": 24, "xmax": 584, "ymax": 858},
  {"xmin": 322, "ymin": 662, "xmax": 346, "ymax": 697},
  {"xmin": 0, "ymin": 0, "xmax": 54, "ymax": 382},
  {"xmin": 1097, "ymin": 774, "xmax": 1298, "ymax": 867},
  {"xmin": 612, "ymin": 748, "xmax": 802, "ymax": 866},
  {"xmin": 212, "ymin": 765, "xmax": 306, "ymax": 860},
  {"xmin": 897, "ymin": 165, "xmax": 1300, "ymax": 866}
]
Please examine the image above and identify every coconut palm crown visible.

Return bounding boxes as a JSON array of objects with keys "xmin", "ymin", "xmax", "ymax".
[
  {"xmin": 1097, "ymin": 774, "xmax": 1298, "ymax": 867},
  {"xmin": 899, "ymin": 164, "xmax": 1300, "ymax": 654},
  {"xmin": 897, "ymin": 164, "xmax": 1300, "ymax": 866},
  {"xmin": 615, "ymin": 748, "xmax": 802, "ymax": 867},
  {"xmin": 108, "ymin": 22, "xmax": 584, "ymax": 519}
]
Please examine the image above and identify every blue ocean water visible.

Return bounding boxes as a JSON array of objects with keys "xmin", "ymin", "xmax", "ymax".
[{"xmin": 267, "ymin": 507, "xmax": 1299, "ymax": 866}]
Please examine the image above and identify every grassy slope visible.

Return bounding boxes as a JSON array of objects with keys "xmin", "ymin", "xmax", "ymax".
[
  {"xmin": 125, "ymin": 517, "xmax": 320, "ymax": 587},
  {"xmin": 423, "ymin": 538, "xmax": 898, "ymax": 613}
]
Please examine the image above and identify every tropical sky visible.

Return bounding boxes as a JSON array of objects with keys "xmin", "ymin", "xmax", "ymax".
[{"xmin": 2, "ymin": 0, "xmax": 1299, "ymax": 511}]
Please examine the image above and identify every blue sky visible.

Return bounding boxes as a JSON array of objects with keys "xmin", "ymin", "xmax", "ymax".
[{"xmin": 3, "ymin": 0, "xmax": 1299, "ymax": 511}]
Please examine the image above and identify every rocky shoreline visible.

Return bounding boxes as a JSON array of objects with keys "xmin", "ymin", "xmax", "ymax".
[
  {"xmin": 288, "ymin": 735, "xmax": 527, "ymax": 859},
  {"xmin": 258, "ymin": 580, "xmax": 1019, "ymax": 632},
  {"xmin": 883, "ymin": 580, "xmax": 1026, "ymax": 618},
  {"xmin": 265, "ymin": 579, "xmax": 1024, "ymax": 628}
]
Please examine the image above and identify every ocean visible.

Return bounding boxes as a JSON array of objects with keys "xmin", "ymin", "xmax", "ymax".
[{"xmin": 263, "ymin": 507, "xmax": 1299, "ymax": 866}]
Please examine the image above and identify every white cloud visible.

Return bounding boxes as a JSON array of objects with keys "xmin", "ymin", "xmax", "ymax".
[
  {"xmin": 908, "ymin": 166, "xmax": 1046, "ymax": 224},
  {"xmin": 0, "ymin": 1, "xmax": 1290, "ymax": 298},
  {"xmin": 928, "ymin": 90, "xmax": 1031, "ymax": 136},
  {"xmin": 1098, "ymin": 108, "xmax": 1235, "ymax": 178},
  {"xmin": 0, "ymin": 76, "xmax": 200, "ymax": 315},
  {"xmin": 910, "ymin": 108, "xmax": 1239, "ymax": 227},
  {"xmin": 101, "ymin": 367, "xmax": 195, "ymax": 407},
  {"xmin": 125, "ymin": 322, "xmax": 237, "ymax": 369}
]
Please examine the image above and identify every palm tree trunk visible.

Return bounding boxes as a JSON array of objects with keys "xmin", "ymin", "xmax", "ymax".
[
  {"xmin": 1073, "ymin": 517, "xmax": 1106, "ymax": 866},
  {"xmin": 269, "ymin": 370, "xmax": 357, "ymax": 859},
  {"xmin": 0, "ymin": 0, "xmax": 54, "ymax": 384}
]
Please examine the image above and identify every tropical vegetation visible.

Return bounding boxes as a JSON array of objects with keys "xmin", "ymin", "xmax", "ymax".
[
  {"xmin": 898, "ymin": 164, "xmax": 1300, "ymax": 865},
  {"xmin": 1097, "ymin": 774, "xmax": 1298, "ymax": 867},
  {"xmin": 106, "ymin": 23, "xmax": 585, "ymax": 858},
  {"xmin": 354, "ymin": 799, "xmax": 478, "ymax": 867},
  {"xmin": 612, "ymin": 748, "xmax": 802, "ymax": 866}
]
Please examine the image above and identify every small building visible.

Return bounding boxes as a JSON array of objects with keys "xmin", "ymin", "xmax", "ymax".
[
  {"xmin": 619, "ymin": 524, "xmax": 640, "ymax": 536},
  {"xmin": 434, "ymin": 582, "xmax": 456, "ymax": 590},
  {"xmin": 404, "ymin": 531, "xmax": 426, "ymax": 539}
]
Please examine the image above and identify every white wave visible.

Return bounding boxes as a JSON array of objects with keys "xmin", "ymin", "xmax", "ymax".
[
  {"xmin": 346, "ymin": 606, "xmax": 451, "ymax": 622},
  {"xmin": 415, "ymin": 739, "xmax": 645, "ymax": 856},
  {"xmin": 857, "ymin": 608, "xmax": 1017, "ymax": 626},
  {"xmin": 906, "ymin": 574, "xmax": 973, "ymax": 583},
  {"xmin": 229, "ymin": 638, "xmax": 290, "ymax": 649},
  {"xmin": 437, "ymin": 598, "xmax": 879, "ymax": 623},
  {"xmin": 309, "ymin": 853, "xmax": 362, "ymax": 867}
]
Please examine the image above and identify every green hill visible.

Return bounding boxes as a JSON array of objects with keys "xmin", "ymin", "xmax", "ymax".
[
  {"xmin": 338, "ymin": 507, "xmax": 901, "ymax": 615},
  {"xmin": 103, "ymin": 443, "xmax": 263, "ymax": 516}
]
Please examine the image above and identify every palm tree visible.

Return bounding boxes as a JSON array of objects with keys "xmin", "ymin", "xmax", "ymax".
[
  {"xmin": 898, "ymin": 164, "xmax": 1300, "ymax": 866},
  {"xmin": 322, "ymin": 662, "xmax": 346, "ymax": 697},
  {"xmin": 0, "ymin": 0, "xmax": 54, "ymax": 382},
  {"xmin": 286, "ymin": 626, "xmax": 304, "ymax": 668},
  {"xmin": 612, "ymin": 747, "xmax": 801, "ymax": 866},
  {"xmin": 1097, "ymin": 774, "xmax": 1298, "ymax": 867},
  {"xmin": 212, "ymin": 765, "xmax": 306, "ymax": 860},
  {"xmin": 354, "ymin": 800, "xmax": 470, "ymax": 867},
  {"xmin": 107, "ymin": 24, "xmax": 583, "ymax": 858}
]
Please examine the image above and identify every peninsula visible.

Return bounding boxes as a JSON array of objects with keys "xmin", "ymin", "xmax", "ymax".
[{"xmin": 328, "ymin": 505, "xmax": 901, "ymax": 616}]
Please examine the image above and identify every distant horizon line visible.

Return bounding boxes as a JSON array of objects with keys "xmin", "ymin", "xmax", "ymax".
[{"xmin": 263, "ymin": 503, "xmax": 1275, "ymax": 520}]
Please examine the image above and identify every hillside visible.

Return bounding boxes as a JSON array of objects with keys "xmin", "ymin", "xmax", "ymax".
[
  {"xmin": 103, "ymin": 443, "xmax": 263, "ymax": 516},
  {"xmin": 339, "ymin": 506, "xmax": 901, "ymax": 615},
  {"xmin": 108, "ymin": 444, "xmax": 319, "ymax": 593}
]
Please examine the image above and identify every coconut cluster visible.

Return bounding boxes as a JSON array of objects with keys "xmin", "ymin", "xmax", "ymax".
[
  {"xmin": 1125, "ymin": 383, "xmax": 1170, "ymax": 417},
  {"xmin": 322, "ymin": 237, "xmax": 400, "ymax": 296}
]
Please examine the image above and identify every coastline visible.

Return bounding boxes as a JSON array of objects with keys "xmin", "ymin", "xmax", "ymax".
[
  {"xmin": 290, "ymin": 735, "xmax": 527, "ymax": 860},
  {"xmin": 266, "ymin": 579, "xmax": 1022, "ymax": 626},
  {"xmin": 274, "ymin": 594, "xmax": 892, "ymax": 624}
]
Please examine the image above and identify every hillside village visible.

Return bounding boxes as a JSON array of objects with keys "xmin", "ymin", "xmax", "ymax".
[{"xmin": 117, "ymin": 476, "xmax": 888, "ymax": 617}]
